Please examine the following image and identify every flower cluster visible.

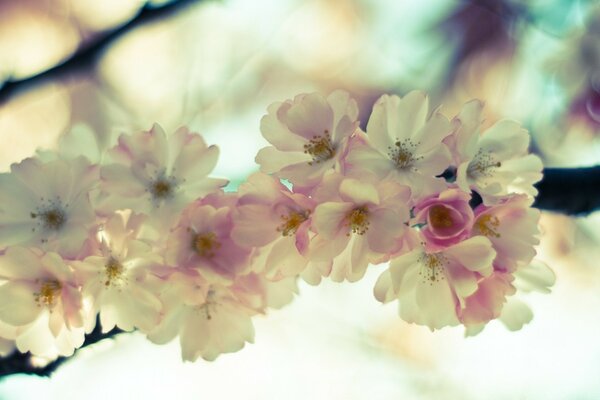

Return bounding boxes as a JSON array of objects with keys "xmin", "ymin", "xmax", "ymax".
[{"xmin": 0, "ymin": 90, "xmax": 552, "ymax": 362}]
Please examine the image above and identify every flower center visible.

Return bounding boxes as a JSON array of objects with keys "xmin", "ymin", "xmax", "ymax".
[
  {"xmin": 104, "ymin": 257, "xmax": 125, "ymax": 287},
  {"xmin": 475, "ymin": 214, "xmax": 500, "ymax": 238},
  {"xmin": 428, "ymin": 205, "xmax": 455, "ymax": 229},
  {"xmin": 418, "ymin": 253, "xmax": 445, "ymax": 284},
  {"xmin": 304, "ymin": 130, "xmax": 336, "ymax": 165},
  {"xmin": 199, "ymin": 288, "xmax": 217, "ymax": 320},
  {"xmin": 346, "ymin": 206, "xmax": 369, "ymax": 235},
  {"xmin": 388, "ymin": 139, "xmax": 422, "ymax": 170},
  {"xmin": 31, "ymin": 198, "xmax": 67, "ymax": 232},
  {"xmin": 192, "ymin": 232, "xmax": 221, "ymax": 258},
  {"xmin": 277, "ymin": 210, "xmax": 310, "ymax": 236},
  {"xmin": 34, "ymin": 280, "xmax": 62, "ymax": 308},
  {"xmin": 467, "ymin": 149, "xmax": 501, "ymax": 179}
]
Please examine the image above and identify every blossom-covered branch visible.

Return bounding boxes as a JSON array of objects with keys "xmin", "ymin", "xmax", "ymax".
[{"xmin": 0, "ymin": 90, "xmax": 555, "ymax": 379}]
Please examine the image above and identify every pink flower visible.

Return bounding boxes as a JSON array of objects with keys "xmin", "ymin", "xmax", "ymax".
[
  {"xmin": 73, "ymin": 213, "xmax": 163, "ymax": 333},
  {"xmin": 344, "ymin": 91, "xmax": 452, "ymax": 196},
  {"xmin": 99, "ymin": 124, "xmax": 227, "ymax": 226},
  {"xmin": 473, "ymin": 194, "xmax": 540, "ymax": 273},
  {"xmin": 374, "ymin": 236, "xmax": 496, "ymax": 330},
  {"xmin": 0, "ymin": 157, "xmax": 98, "ymax": 258},
  {"xmin": 231, "ymin": 173, "xmax": 315, "ymax": 280},
  {"xmin": 458, "ymin": 272, "xmax": 516, "ymax": 328},
  {"xmin": 310, "ymin": 175, "xmax": 411, "ymax": 282},
  {"xmin": 166, "ymin": 192, "xmax": 253, "ymax": 283},
  {"xmin": 412, "ymin": 188, "xmax": 474, "ymax": 250},
  {"xmin": 255, "ymin": 90, "xmax": 359, "ymax": 190},
  {"xmin": 0, "ymin": 247, "xmax": 86, "ymax": 356},
  {"xmin": 450, "ymin": 100, "xmax": 543, "ymax": 204}
]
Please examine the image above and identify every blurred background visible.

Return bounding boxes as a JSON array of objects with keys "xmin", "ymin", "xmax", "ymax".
[{"xmin": 1, "ymin": 0, "xmax": 600, "ymax": 398}]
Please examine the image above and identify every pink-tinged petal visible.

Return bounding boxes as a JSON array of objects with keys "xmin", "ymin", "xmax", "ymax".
[
  {"xmin": 260, "ymin": 101, "xmax": 307, "ymax": 151},
  {"xmin": 367, "ymin": 208, "xmax": 406, "ymax": 254},
  {"xmin": 231, "ymin": 204, "xmax": 280, "ymax": 247},
  {"xmin": 499, "ymin": 298, "xmax": 533, "ymax": 331},
  {"xmin": 282, "ymin": 93, "xmax": 334, "ymax": 140},
  {"xmin": 444, "ymin": 236, "xmax": 495, "ymax": 276},
  {"xmin": 313, "ymin": 202, "xmax": 354, "ymax": 239},
  {"xmin": 339, "ymin": 179, "xmax": 379, "ymax": 205},
  {"xmin": 460, "ymin": 273, "xmax": 515, "ymax": 325},
  {"xmin": 255, "ymin": 147, "xmax": 310, "ymax": 174},
  {"xmin": 415, "ymin": 277, "xmax": 460, "ymax": 330},
  {"xmin": 0, "ymin": 281, "xmax": 41, "ymax": 326},
  {"xmin": 295, "ymin": 221, "xmax": 311, "ymax": 255},
  {"xmin": 264, "ymin": 237, "xmax": 307, "ymax": 278},
  {"xmin": 414, "ymin": 112, "xmax": 453, "ymax": 153},
  {"xmin": 278, "ymin": 157, "xmax": 336, "ymax": 188},
  {"xmin": 444, "ymin": 262, "xmax": 478, "ymax": 306}
]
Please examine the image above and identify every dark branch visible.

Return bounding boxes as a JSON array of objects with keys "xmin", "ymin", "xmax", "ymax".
[
  {"xmin": 0, "ymin": 0, "xmax": 207, "ymax": 105},
  {"xmin": 0, "ymin": 322, "xmax": 124, "ymax": 379},
  {"xmin": 533, "ymin": 166, "xmax": 600, "ymax": 216}
]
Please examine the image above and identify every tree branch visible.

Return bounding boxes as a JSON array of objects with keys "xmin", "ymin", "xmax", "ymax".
[{"xmin": 0, "ymin": 0, "xmax": 207, "ymax": 105}]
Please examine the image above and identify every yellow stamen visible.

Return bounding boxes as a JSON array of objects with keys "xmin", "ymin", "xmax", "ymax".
[
  {"xmin": 475, "ymin": 214, "xmax": 501, "ymax": 238},
  {"xmin": 34, "ymin": 280, "xmax": 62, "ymax": 308},
  {"xmin": 277, "ymin": 210, "xmax": 309, "ymax": 236},
  {"xmin": 387, "ymin": 139, "xmax": 422, "ymax": 170},
  {"xmin": 304, "ymin": 130, "xmax": 335, "ymax": 165},
  {"xmin": 105, "ymin": 257, "xmax": 125, "ymax": 287},
  {"xmin": 418, "ymin": 253, "xmax": 445, "ymax": 284},
  {"xmin": 346, "ymin": 206, "xmax": 369, "ymax": 235}
]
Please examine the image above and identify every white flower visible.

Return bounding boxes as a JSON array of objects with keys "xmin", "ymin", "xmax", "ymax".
[
  {"xmin": 451, "ymin": 100, "xmax": 543, "ymax": 204},
  {"xmin": 345, "ymin": 91, "xmax": 452, "ymax": 197},
  {"xmin": 0, "ymin": 247, "xmax": 86, "ymax": 357},
  {"xmin": 0, "ymin": 156, "xmax": 98, "ymax": 258},
  {"xmin": 73, "ymin": 213, "xmax": 163, "ymax": 333},
  {"xmin": 99, "ymin": 123, "xmax": 227, "ymax": 226}
]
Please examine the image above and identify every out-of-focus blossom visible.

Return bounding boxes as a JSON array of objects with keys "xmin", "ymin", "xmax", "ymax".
[
  {"xmin": 255, "ymin": 90, "xmax": 359, "ymax": 191},
  {"xmin": 166, "ymin": 192, "xmax": 253, "ymax": 284},
  {"xmin": 374, "ymin": 237, "xmax": 496, "ymax": 330},
  {"xmin": 345, "ymin": 91, "xmax": 452, "ymax": 197},
  {"xmin": 147, "ymin": 269, "xmax": 245, "ymax": 362},
  {"xmin": 450, "ymin": 100, "xmax": 543, "ymax": 204},
  {"xmin": 73, "ymin": 213, "xmax": 163, "ymax": 333},
  {"xmin": 413, "ymin": 188, "xmax": 474, "ymax": 250},
  {"xmin": 0, "ymin": 157, "xmax": 98, "ymax": 258},
  {"xmin": 310, "ymin": 175, "xmax": 411, "ymax": 282},
  {"xmin": 99, "ymin": 124, "xmax": 227, "ymax": 226},
  {"xmin": 0, "ymin": 247, "xmax": 85, "ymax": 357}
]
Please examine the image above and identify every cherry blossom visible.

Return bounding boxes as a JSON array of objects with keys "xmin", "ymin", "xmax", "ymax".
[
  {"xmin": 310, "ymin": 174, "xmax": 411, "ymax": 282},
  {"xmin": 344, "ymin": 91, "xmax": 452, "ymax": 197},
  {"xmin": 232, "ymin": 173, "xmax": 315, "ymax": 280},
  {"xmin": 374, "ymin": 236, "xmax": 496, "ymax": 330},
  {"xmin": 0, "ymin": 247, "xmax": 86, "ymax": 356},
  {"xmin": 99, "ymin": 123, "xmax": 227, "ymax": 226},
  {"xmin": 166, "ymin": 192, "xmax": 253, "ymax": 284},
  {"xmin": 73, "ymin": 213, "xmax": 163, "ymax": 333},
  {"xmin": 412, "ymin": 188, "xmax": 474, "ymax": 251},
  {"xmin": 255, "ymin": 90, "xmax": 359, "ymax": 190},
  {"xmin": 450, "ymin": 100, "xmax": 543, "ymax": 204},
  {"xmin": 0, "ymin": 156, "xmax": 98, "ymax": 258}
]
